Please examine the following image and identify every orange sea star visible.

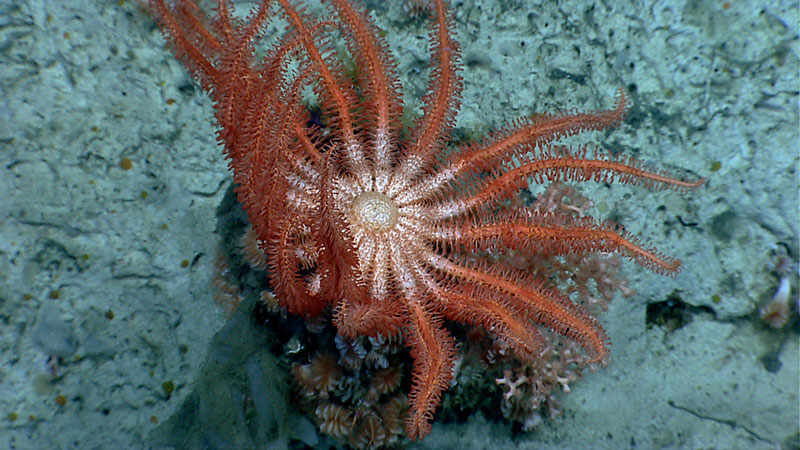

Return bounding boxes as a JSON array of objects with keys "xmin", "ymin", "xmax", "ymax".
[{"xmin": 149, "ymin": 0, "xmax": 703, "ymax": 440}]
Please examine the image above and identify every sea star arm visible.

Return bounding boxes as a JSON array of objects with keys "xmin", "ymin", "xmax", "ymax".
[
  {"xmin": 275, "ymin": 0, "xmax": 374, "ymax": 188},
  {"xmin": 429, "ymin": 252, "xmax": 610, "ymax": 363},
  {"xmin": 404, "ymin": 299, "xmax": 457, "ymax": 440},
  {"xmin": 212, "ymin": 1, "xmax": 272, "ymax": 151},
  {"xmin": 396, "ymin": 89, "xmax": 629, "ymax": 202},
  {"xmin": 317, "ymin": 146, "xmax": 370, "ymax": 303},
  {"xmin": 271, "ymin": 212, "xmax": 327, "ymax": 316},
  {"xmin": 456, "ymin": 89, "xmax": 630, "ymax": 172},
  {"xmin": 442, "ymin": 211, "xmax": 683, "ymax": 275},
  {"xmin": 390, "ymin": 0, "xmax": 462, "ymax": 193},
  {"xmin": 439, "ymin": 285, "xmax": 546, "ymax": 361},
  {"xmin": 433, "ymin": 146, "xmax": 705, "ymax": 219},
  {"xmin": 239, "ymin": 76, "xmax": 311, "ymax": 247},
  {"xmin": 327, "ymin": 0, "xmax": 403, "ymax": 187},
  {"xmin": 333, "ymin": 296, "xmax": 405, "ymax": 338},
  {"xmin": 410, "ymin": 249, "xmax": 546, "ymax": 360},
  {"xmin": 149, "ymin": 0, "xmax": 223, "ymax": 91}
]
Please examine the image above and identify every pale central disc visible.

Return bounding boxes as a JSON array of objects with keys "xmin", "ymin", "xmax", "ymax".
[{"xmin": 351, "ymin": 191, "xmax": 399, "ymax": 233}]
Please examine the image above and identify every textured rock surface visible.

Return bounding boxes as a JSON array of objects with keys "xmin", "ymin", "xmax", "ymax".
[{"xmin": 0, "ymin": 1, "xmax": 796, "ymax": 448}]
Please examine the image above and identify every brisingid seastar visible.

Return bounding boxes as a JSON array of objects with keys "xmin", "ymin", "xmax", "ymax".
[{"xmin": 149, "ymin": 0, "xmax": 703, "ymax": 439}]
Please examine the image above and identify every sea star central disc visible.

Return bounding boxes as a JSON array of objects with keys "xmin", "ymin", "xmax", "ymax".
[{"xmin": 351, "ymin": 191, "xmax": 399, "ymax": 233}]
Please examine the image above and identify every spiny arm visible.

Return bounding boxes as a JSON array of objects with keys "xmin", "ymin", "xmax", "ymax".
[
  {"xmin": 437, "ymin": 211, "xmax": 683, "ymax": 275},
  {"xmin": 432, "ymin": 145, "xmax": 704, "ymax": 219},
  {"xmin": 404, "ymin": 300, "xmax": 456, "ymax": 440},
  {"xmin": 149, "ymin": 0, "xmax": 223, "ymax": 90},
  {"xmin": 397, "ymin": 89, "xmax": 629, "ymax": 203},
  {"xmin": 427, "ymin": 251, "xmax": 610, "ymax": 364},
  {"xmin": 275, "ymin": 0, "xmax": 360, "ymax": 153},
  {"xmin": 457, "ymin": 89, "xmax": 630, "ymax": 173},
  {"xmin": 390, "ymin": 0, "xmax": 462, "ymax": 191},
  {"xmin": 327, "ymin": 0, "xmax": 403, "ymax": 185},
  {"xmin": 439, "ymin": 285, "xmax": 545, "ymax": 361}
]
